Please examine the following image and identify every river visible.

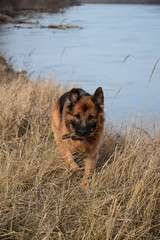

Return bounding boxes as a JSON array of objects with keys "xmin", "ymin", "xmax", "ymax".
[{"xmin": 0, "ymin": 4, "xmax": 160, "ymax": 122}]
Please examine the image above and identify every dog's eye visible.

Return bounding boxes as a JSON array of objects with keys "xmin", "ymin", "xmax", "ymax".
[
  {"xmin": 88, "ymin": 115, "xmax": 94, "ymax": 121},
  {"xmin": 74, "ymin": 113, "xmax": 81, "ymax": 119}
]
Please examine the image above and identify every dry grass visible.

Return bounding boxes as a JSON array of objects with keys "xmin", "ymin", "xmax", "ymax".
[{"xmin": 0, "ymin": 56, "xmax": 160, "ymax": 240}]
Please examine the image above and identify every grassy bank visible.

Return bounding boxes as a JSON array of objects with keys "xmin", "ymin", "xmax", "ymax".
[{"xmin": 0, "ymin": 55, "xmax": 160, "ymax": 239}]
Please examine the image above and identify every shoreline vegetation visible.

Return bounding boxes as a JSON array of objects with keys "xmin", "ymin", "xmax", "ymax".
[
  {"xmin": 0, "ymin": 0, "xmax": 80, "ymax": 24},
  {"xmin": 0, "ymin": 54, "xmax": 160, "ymax": 239},
  {"xmin": 0, "ymin": 0, "xmax": 83, "ymax": 29}
]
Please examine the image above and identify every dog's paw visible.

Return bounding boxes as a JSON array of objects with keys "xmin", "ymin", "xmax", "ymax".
[
  {"xmin": 69, "ymin": 163, "xmax": 79, "ymax": 175},
  {"xmin": 80, "ymin": 180, "xmax": 88, "ymax": 191}
]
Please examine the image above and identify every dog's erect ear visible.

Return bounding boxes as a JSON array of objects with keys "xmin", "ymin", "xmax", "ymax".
[
  {"xmin": 92, "ymin": 87, "xmax": 104, "ymax": 105},
  {"xmin": 68, "ymin": 88, "xmax": 81, "ymax": 104}
]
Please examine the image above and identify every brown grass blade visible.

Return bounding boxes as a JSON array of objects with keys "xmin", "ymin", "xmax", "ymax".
[{"xmin": 149, "ymin": 58, "xmax": 160, "ymax": 84}]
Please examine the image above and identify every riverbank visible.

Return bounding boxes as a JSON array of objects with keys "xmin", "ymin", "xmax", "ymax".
[
  {"xmin": 0, "ymin": 54, "xmax": 28, "ymax": 83},
  {"xmin": 0, "ymin": 0, "xmax": 80, "ymax": 24},
  {"xmin": 0, "ymin": 54, "xmax": 159, "ymax": 239}
]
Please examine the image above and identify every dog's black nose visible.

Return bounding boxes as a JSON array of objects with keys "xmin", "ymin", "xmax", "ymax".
[{"xmin": 77, "ymin": 128, "xmax": 88, "ymax": 137}]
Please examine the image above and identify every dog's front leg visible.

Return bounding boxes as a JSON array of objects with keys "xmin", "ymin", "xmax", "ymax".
[
  {"xmin": 56, "ymin": 139, "xmax": 79, "ymax": 174},
  {"xmin": 80, "ymin": 155, "xmax": 97, "ymax": 191}
]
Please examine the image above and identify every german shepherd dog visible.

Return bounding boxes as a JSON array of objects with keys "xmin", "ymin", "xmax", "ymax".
[{"xmin": 51, "ymin": 87, "xmax": 104, "ymax": 190}]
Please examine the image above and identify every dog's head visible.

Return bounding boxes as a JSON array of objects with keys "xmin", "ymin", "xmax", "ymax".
[{"xmin": 65, "ymin": 87, "xmax": 104, "ymax": 139}]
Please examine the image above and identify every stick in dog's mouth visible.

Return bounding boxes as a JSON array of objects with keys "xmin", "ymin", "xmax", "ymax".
[
  {"xmin": 62, "ymin": 133, "xmax": 86, "ymax": 141},
  {"xmin": 62, "ymin": 131, "xmax": 95, "ymax": 141}
]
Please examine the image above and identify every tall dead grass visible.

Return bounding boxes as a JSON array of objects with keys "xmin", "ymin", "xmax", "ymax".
[{"xmin": 0, "ymin": 57, "xmax": 159, "ymax": 239}]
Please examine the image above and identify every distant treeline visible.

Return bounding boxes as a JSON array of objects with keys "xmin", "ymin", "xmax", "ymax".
[
  {"xmin": 0, "ymin": 0, "xmax": 79, "ymax": 11},
  {"xmin": 79, "ymin": 0, "xmax": 160, "ymax": 4}
]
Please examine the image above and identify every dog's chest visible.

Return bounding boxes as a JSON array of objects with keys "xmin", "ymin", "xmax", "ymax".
[{"xmin": 65, "ymin": 137, "xmax": 99, "ymax": 156}]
